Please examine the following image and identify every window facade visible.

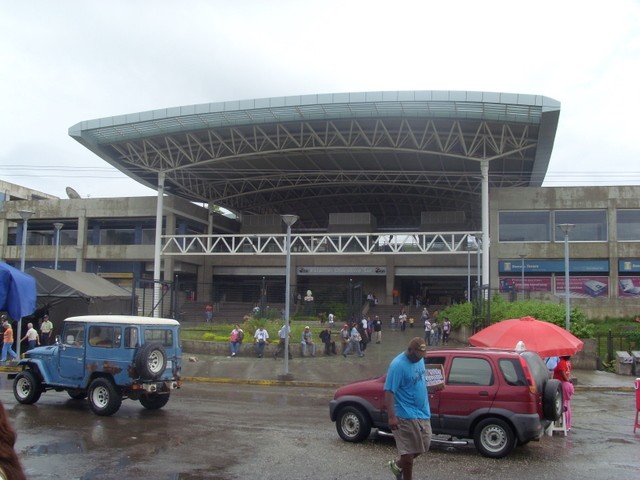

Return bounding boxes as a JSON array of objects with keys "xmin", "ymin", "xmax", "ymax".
[
  {"xmin": 498, "ymin": 211, "xmax": 550, "ymax": 242},
  {"xmin": 617, "ymin": 210, "xmax": 640, "ymax": 241},
  {"xmin": 553, "ymin": 210, "xmax": 607, "ymax": 241},
  {"xmin": 499, "ymin": 210, "xmax": 608, "ymax": 242}
]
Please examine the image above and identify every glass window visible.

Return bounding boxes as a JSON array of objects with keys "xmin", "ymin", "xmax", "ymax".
[
  {"xmin": 499, "ymin": 359, "xmax": 528, "ymax": 386},
  {"xmin": 447, "ymin": 357, "xmax": 493, "ymax": 386},
  {"xmin": 62, "ymin": 324, "xmax": 85, "ymax": 347},
  {"xmin": 144, "ymin": 329, "xmax": 174, "ymax": 347},
  {"xmin": 499, "ymin": 211, "xmax": 550, "ymax": 242},
  {"xmin": 617, "ymin": 210, "xmax": 640, "ymax": 241},
  {"xmin": 125, "ymin": 327, "xmax": 139, "ymax": 348},
  {"xmin": 88, "ymin": 325, "xmax": 120, "ymax": 347},
  {"xmin": 554, "ymin": 210, "xmax": 607, "ymax": 241}
]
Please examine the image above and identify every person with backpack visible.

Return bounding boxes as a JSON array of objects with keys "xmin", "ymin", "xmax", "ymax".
[{"xmin": 229, "ymin": 324, "xmax": 244, "ymax": 357}]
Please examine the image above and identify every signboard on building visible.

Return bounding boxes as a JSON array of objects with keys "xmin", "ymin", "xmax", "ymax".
[
  {"xmin": 499, "ymin": 260, "xmax": 609, "ymax": 273},
  {"xmin": 297, "ymin": 266, "xmax": 386, "ymax": 276},
  {"xmin": 555, "ymin": 276, "xmax": 609, "ymax": 298}
]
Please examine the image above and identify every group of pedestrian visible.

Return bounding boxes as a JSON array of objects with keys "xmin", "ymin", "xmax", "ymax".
[
  {"xmin": 1, "ymin": 313, "xmax": 54, "ymax": 364},
  {"xmin": 421, "ymin": 309, "xmax": 451, "ymax": 346}
]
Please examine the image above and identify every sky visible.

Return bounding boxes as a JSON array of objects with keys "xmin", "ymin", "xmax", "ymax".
[{"xmin": 2, "ymin": 0, "xmax": 640, "ymax": 199}]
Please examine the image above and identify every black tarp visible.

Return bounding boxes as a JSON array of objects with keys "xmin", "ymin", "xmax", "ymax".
[{"xmin": 25, "ymin": 268, "xmax": 134, "ymax": 341}]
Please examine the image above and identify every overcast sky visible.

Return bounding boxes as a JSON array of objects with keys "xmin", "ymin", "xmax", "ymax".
[{"xmin": 2, "ymin": 0, "xmax": 639, "ymax": 199}]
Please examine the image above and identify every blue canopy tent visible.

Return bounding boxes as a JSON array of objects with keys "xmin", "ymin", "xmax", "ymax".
[
  {"xmin": 1, "ymin": 262, "xmax": 36, "ymax": 358},
  {"xmin": 0, "ymin": 262, "xmax": 36, "ymax": 321}
]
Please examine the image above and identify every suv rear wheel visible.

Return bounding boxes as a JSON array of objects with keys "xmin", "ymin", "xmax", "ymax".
[
  {"xmin": 88, "ymin": 378, "xmax": 122, "ymax": 416},
  {"xmin": 13, "ymin": 370, "xmax": 42, "ymax": 404},
  {"xmin": 542, "ymin": 379, "xmax": 563, "ymax": 421},
  {"xmin": 335, "ymin": 406, "xmax": 371, "ymax": 442},
  {"xmin": 473, "ymin": 417, "xmax": 516, "ymax": 459},
  {"xmin": 135, "ymin": 342, "xmax": 167, "ymax": 380}
]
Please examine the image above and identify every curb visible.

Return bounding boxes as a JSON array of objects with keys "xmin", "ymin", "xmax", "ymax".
[{"xmin": 2, "ymin": 367, "xmax": 632, "ymax": 392}]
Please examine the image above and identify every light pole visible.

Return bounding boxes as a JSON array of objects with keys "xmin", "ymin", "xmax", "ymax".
[
  {"xmin": 18, "ymin": 210, "xmax": 34, "ymax": 272},
  {"xmin": 519, "ymin": 254, "xmax": 527, "ymax": 300},
  {"xmin": 17, "ymin": 210, "xmax": 34, "ymax": 361},
  {"xmin": 54, "ymin": 222, "xmax": 64, "ymax": 270},
  {"xmin": 281, "ymin": 214, "xmax": 298, "ymax": 379},
  {"xmin": 558, "ymin": 224, "xmax": 575, "ymax": 331},
  {"xmin": 466, "ymin": 235, "xmax": 476, "ymax": 302}
]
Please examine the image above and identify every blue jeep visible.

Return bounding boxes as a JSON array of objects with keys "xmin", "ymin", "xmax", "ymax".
[{"xmin": 9, "ymin": 315, "xmax": 182, "ymax": 416}]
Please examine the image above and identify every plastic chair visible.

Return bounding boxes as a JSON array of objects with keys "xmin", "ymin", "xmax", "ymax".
[{"xmin": 546, "ymin": 412, "xmax": 568, "ymax": 436}]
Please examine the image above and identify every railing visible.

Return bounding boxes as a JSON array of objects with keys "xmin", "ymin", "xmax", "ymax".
[{"xmin": 162, "ymin": 231, "xmax": 482, "ymax": 256}]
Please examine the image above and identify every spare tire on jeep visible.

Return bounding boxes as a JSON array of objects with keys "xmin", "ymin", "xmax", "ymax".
[
  {"xmin": 542, "ymin": 378, "xmax": 563, "ymax": 421},
  {"xmin": 135, "ymin": 342, "xmax": 167, "ymax": 380}
]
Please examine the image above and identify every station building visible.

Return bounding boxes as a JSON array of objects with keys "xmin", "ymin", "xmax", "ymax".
[{"xmin": 1, "ymin": 91, "xmax": 639, "ymax": 319}]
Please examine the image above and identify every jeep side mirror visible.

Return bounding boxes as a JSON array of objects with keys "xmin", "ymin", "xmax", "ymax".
[{"xmin": 55, "ymin": 335, "xmax": 61, "ymax": 345}]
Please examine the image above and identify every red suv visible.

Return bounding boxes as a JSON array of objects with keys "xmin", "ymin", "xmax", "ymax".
[{"xmin": 329, "ymin": 347, "xmax": 563, "ymax": 458}]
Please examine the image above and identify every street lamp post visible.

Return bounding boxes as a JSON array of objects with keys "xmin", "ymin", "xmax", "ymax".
[
  {"xmin": 18, "ymin": 210, "xmax": 34, "ymax": 272},
  {"xmin": 558, "ymin": 224, "xmax": 575, "ymax": 331},
  {"xmin": 519, "ymin": 254, "xmax": 527, "ymax": 300},
  {"xmin": 281, "ymin": 214, "xmax": 299, "ymax": 379},
  {"xmin": 53, "ymin": 222, "xmax": 64, "ymax": 270},
  {"xmin": 17, "ymin": 210, "xmax": 34, "ymax": 360}
]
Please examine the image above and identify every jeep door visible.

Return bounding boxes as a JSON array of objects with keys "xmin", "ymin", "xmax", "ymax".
[
  {"xmin": 433, "ymin": 354, "xmax": 498, "ymax": 436},
  {"xmin": 59, "ymin": 324, "xmax": 86, "ymax": 382}
]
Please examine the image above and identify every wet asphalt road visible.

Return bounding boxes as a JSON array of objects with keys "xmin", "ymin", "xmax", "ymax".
[{"xmin": 0, "ymin": 377, "xmax": 639, "ymax": 480}]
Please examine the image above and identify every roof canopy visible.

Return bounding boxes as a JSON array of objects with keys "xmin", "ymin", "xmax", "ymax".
[{"xmin": 70, "ymin": 90, "xmax": 560, "ymax": 229}]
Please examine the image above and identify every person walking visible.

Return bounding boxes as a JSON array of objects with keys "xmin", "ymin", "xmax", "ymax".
[
  {"xmin": 274, "ymin": 322, "xmax": 293, "ymax": 359},
  {"xmin": 20, "ymin": 323, "xmax": 40, "ymax": 351},
  {"xmin": 40, "ymin": 315, "xmax": 53, "ymax": 346},
  {"xmin": 384, "ymin": 337, "xmax": 432, "ymax": 480},
  {"xmin": 205, "ymin": 303, "xmax": 213, "ymax": 323},
  {"xmin": 373, "ymin": 316, "xmax": 382, "ymax": 344},
  {"xmin": 1, "ymin": 320, "xmax": 18, "ymax": 364}
]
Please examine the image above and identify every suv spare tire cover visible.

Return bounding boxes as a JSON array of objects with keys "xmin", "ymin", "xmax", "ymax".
[
  {"xmin": 135, "ymin": 342, "xmax": 168, "ymax": 380},
  {"xmin": 542, "ymin": 378, "xmax": 563, "ymax": 421}
]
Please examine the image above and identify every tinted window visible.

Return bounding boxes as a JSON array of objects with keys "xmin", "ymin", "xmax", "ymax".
[
  {"xmin": 144, "ymin": 329, "xmax": 174, "ymax": 347},
  {"xmin": 499, "ymin": 358, "xmax": 527, "ymax": 386},
  {"xmin": 448, "ymin": 357, "xmax": 493, "ymax": 386},
  {"xmin": 554, "ymin": 210, "xmax": 607, "ymax": 241},
  {"xmin": 499, "ymin": 211, "xmax": 550, "ymax": 242}
]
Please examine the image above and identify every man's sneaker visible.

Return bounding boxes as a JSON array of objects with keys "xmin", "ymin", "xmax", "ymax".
[{"xmin": 387, "ymin": 460, "xmax": 402, "ymax": 480}]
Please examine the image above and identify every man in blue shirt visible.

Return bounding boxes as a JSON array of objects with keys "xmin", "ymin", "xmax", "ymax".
[{"xmin": 384, "ymin": 337, "xmax": 431, "ymax": 480}]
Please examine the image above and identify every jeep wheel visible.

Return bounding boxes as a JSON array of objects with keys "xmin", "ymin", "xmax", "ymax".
[
  {"xmin": 543, "ymin": 379, "xmax": 563, "ymax": 421},
  {"xmin": 140, "ymin": 392, "xmax": 170, "ymax": 410},
  {"xmin": 13, "ymin": 371, "xmax": 42, "ymax": 405},
  {"xmin": 335, "ymin": 406, "xmax": 371, "ymax": 443},
  {"xmin": 88, "ymin": 378, "xmax": 122, "ymax": 416},
  {"xmin": 473, "ymin": 418, "xmax": 516, "ymax": 459},
  {"xmin": 135, "ymin": 343, "xmax": 167, "ymax": 380},
  {"xmin": 67, "ymin": 389, "xmax": 87, "ymax": 400}
]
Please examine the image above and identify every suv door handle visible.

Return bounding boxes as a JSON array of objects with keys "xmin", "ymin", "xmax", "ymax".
[{"xmin": 479, "ymin": 391, "xmax": 489, "ymax": 396}]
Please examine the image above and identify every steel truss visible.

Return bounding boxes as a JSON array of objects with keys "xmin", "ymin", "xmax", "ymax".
[{"xmin": 162, "ymin": 231, "xmax": 482, "ymax": 256}]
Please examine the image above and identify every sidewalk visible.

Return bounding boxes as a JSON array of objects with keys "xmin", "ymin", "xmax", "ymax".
[{"xmin": 182, "ymin": 328, "xmax": 636, "ymax": 391}]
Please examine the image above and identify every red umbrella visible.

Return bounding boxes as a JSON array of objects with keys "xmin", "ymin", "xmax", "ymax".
[{"xmin": 468, "ymin": 316, "xmax": 584, "ymax": 357}]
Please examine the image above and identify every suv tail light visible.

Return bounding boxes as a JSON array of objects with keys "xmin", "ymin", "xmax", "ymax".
[{"xmin": 519, "ymin": 356, "xmax": 537, "ymax": 394}]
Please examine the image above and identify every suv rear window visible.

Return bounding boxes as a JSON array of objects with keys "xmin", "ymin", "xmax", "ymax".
[
  {"xmin": 448, "ymin": 357, "xmax": 493, "ymax": 386},
  {"xmin": 499, "ymin": 358, "xmax": 528, "ymax": 386},
  {"xmin": 144, "ymin": 328, "xmax": 174, "ymax": 347}
]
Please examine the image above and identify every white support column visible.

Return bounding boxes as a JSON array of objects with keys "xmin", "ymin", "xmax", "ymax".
[
  {"xmin": 481, "ymin": 159, "xmax": 490, "ymax": 291},
  {"xmin": 153, "ymin": 172, "xmax": 165, "ymax": 318}
]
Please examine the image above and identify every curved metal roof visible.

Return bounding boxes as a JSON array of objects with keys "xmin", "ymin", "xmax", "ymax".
[{"xmin": 69, "ymin": 90, "xmax": 560, "ymax": 230}]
